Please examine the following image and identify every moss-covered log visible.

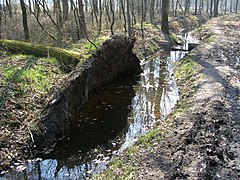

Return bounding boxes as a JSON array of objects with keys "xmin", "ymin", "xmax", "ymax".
[{"xmin": 0, "ymin": 39, "xmax": 83, "ymax": 72}]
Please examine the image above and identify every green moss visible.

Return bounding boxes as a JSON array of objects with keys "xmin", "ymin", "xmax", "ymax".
[
  {"xmin": 175, "ymin": 56, "xmax": 201, "ymax": 84},
  {"xmin": 144, "ymin": 40, "xmax": 159, "ymax": 54},
  {"xmin": 205, "ymin": 34, "xmax": 216, "ymax": 43},
  {"xmin": 139, "ymin": 128, "xmax": 159, "ymax": 145},
  {"xmin": 0, "ymin": 54, "xmax": 63, "ymax": 104},
  {"xmin": 170, "ymin": 32, "xmax": 183, "ymax": 44},
  {"xmin": 84, "ymin": 36, "xmax": 109, "ymax": 52},
  {"xmin": 0, "ymin": 39, "xmax": 84, "ymax": 72},
  {"xmin": 170, "ymin": 21, "xmax": 181, "ymax": 32},
  {"xmin": 93, "ymin": 157, "xmax": 137, "ymax": 180}
]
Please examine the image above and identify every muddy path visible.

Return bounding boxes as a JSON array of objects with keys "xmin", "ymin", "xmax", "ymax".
[{"xmin": 95, "ymin": 14, "xmax": 240, "ymax": 180}]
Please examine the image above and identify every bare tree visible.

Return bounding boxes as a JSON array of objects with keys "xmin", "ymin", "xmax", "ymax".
[
  {"xmin": 62, "ymin": 0, "xmax": 69, "ymax": 20},
  {"xmin": 126, "ymin": 0, "xmax": 132, "ymax": 37},
  {"xmin": 214, "ymin": 0, "xmax": 219, "ymax": 17},
  {"xmin": 184, "ymin": 0, "xmax": 190, "ymax": 15},
  {"xmin": 161, "ymin": 0, "xmax": 170, "ymax": 40},
  {"xmin": 5, "ymin": 0, "xmax": 13, "ymax": 18},
  {"xmin": 78, "ymin": 0, "xmax": 86, "ymax": 35},
  {"xmin": 0, "ymin": 3, "xmax": 2, "ymax": 39},
  {"xmin": 210, "ymin": 0, "xmax": 213, "ymax": 16},
  {"xmin": 98, "ymin": 0, "xmax": 102, "ymax": 33},
  {"xmin": 20, "ymin": 0, "xmax": 30, "ymax": 40},
  {"xmin": 150, "ymin": 0, "xmax": 155, "ymax": 22},
  {"xmin": 194, "ymin": 0, "xmax": 198, "ymax": 14},
  {"xmin": 236, "ymin": 0, "xmax": 239, "ymax": 13},
  {"xmin": 109, "ymin": 0, "xmax": 115, "ymax": 36},
  {"xmin": 120, "ymin": 0, "xmax": 127, "ymax": 34}
]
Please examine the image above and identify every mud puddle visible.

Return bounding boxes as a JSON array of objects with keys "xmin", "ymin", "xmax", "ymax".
[{"xmin": 1, "ymin": 50, "xmax": 188, "ymax": 180}]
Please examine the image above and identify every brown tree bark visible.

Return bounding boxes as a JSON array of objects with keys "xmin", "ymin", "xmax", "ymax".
[
  {"xmin": 0, "ymin": 3, "xmax": 2, "ymax": 39},
  {"xmin": 120, "ymin": 0, "xmax": 127, "ymax": 34},
  {"xmin": 78, "ymin": 0, "xmax": 87, "ymax": 34},
  {"xmin": 126, "ymin": 0, "xmax": 132, "ymax": 37},
  {"xmin": 194, "ymin": 0, "xmax": 198, "ymax": 14},
  {"xmin": 20, "ymin": 0, "xmax": 30, "ymax": 40},
  {"xmin": 236, "ymin": 0, "xmax": 239, "ymax": 13},
  {"xmin": 5, "ymin": 0, "xmax": 13, "ymax": 18},
  {"xmin": 109, "ymin": 0, "xmax": 115, "ymax": 36},
  {"xmin": 62, "ymin": 0, "xmax": 69, "ymax": 20},
  {"xmin": 214, "ymin": 0, "xmax": 219, "ymax": 17},
  {"xmin": 150, "ymin": 0, "xmax": 155, "ymax": 22},
  {"xmin": 161, "ymin": 0, "xmax": 170, "ymax": 40}
]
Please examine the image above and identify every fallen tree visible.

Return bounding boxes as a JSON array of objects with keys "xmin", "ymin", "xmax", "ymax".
[
  {"xmin": 0, "ymin": 39, "xmax": 83, "ymax": 72},
  {"xmin": 33, "ymin": 35, "xmax": 141, "ymax": 153}
]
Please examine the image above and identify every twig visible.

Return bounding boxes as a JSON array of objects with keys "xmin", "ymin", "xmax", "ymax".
[
  {"xmin": 27, "ymin": 125, "xmax": 35, "ymax": 143},
  {"xmin": 86, "ymin": 36, "xmax": 98, "ymax": 51}
]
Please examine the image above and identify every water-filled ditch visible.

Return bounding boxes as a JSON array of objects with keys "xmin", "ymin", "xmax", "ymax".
[{"xmin": 1, "ymin": 49, "xmax": 189, "ymax": 180}]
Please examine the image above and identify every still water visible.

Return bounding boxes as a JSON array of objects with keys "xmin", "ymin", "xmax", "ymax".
[{"xmin": 1, "ymin": 50, "xmax": 188, "ymax": 180}]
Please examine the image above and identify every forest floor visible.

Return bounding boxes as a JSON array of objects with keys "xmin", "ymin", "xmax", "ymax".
[{"xmin": 95, "ymin": 14, "xmax": 240, "ymax": 179}]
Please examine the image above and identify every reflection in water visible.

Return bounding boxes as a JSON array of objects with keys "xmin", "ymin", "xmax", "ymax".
[{"xmin": 0, "ymin": 51, "xmax": 188, "ymax": 180}]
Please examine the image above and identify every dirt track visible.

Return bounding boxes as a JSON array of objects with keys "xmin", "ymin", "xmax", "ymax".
[{"xmin": 95, "ymin": 14, "xmax": 240, "ymax": 179}]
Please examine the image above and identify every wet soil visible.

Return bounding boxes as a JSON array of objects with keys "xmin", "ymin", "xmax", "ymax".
[{"xmin": 96, "ymin": 14, "xmax": 240, "ymax": 179}]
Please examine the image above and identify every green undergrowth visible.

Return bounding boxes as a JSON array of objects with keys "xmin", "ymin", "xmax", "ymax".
[
  {"xmin": 0, "ymin": 53, "xmax": 65, "ymax": 120},
  {"xmin": 174, "ymin": 56, "xmax": 201, "ymax": 85},
  {"xmin": 70, "ymin": 36, "xmax": 109, "ymax": 58}
]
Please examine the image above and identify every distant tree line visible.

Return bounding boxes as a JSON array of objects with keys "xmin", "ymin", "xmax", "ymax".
[{"xmin": 0, "ymin": 0, "xmax": 239, "ymax": 44}]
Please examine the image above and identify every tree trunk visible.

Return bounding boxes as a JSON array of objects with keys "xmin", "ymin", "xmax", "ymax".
[
  {"xmin": 5, "ymin": 0, "xmax": 13, "ymax": 18},
  {"xmin": 210, "ymin": 0, "xmax": 213, "ymax": 17},
  {"xmin": 141, "ymin": 0, "xmax": 144, "ymax": 39},
  {"xmin": 131, "ymin": 0, "xmax": 136, "ymax": 25},
  {"xmin": 150, "ymin": 0, "xmax": 155, "ymax": 22},
  {"xmin": 20, "ymin": 0, "xmax": 30, "ymax": 41},
  {"xmin": 56, "ymin": 0, "xmax": 63, "ymax": 28},
  {"xmin": 126, "ymin": 0, "xmax": 131, "ymax": 37},
  {"xmin": 143, "ymin": 0, "xmax": 147, "ymax": 21},
  {"xmin": 28, "ymin": 0, "xmax": 32, "ymax": 13},
  {"xmin": 92, "ymin": 0, "xmax": 99, "ymax": 27},
  {"xmin": 184, "ymin": 0, "xmax": 190, "ymax": 15},
  {"xmin": 224, "ymin": 0, "xmax": 227, "ymax": 14},
  {"xmin": 109, "ymin": 0, "xmax": 115, "ymax": 36},
  {"xmin": 78, "ymin": 0, "xmax": 86, "ymax": 36},
  {"xmin": 98, "ymin": 0, "xmax": 102, "ymax": 33},
  {"xmin": 206, "ymin": 0, "xmax": 209, "ymax": 13},
  {"xmin": 84, "ymin": 0, "xmax": 88, "ymax": 12},
  {"xmin": 236, "ymin": 0, "xmax": 239, "ymax": 13},
  {"xmin": 194, "ymin": 0, "xmax": 198, "ymax": 14},
  {"xmin": 213, "ymin": 0, "xmax": 219, "ymax": 17},
  {"xmin": 0, "ymin": 3, "xmax": 2, "ymax": 39},
  {"xmin": 120, "ymin": 0, "xmax": 127, "ymax": 34},
  {"xmin": 62, "ymin": 0, "xmax": 69, "ymax": 20},
  {"xmin": 161, "ymin": 0, "xmax": 170, "ymax": 40}
]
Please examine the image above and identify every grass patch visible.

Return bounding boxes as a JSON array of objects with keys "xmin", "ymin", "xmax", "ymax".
[
  {"xmin": 170, "ymin": 32, "xmax": 183, "ymax": 44},
  {"xmin": 174, "ymin": 56, "xmax": 201, "ymax": 84},
  {"xmin": 83, "ymin": 36, "xmax": 109, "ymax": 52},
  {"xmin": 139, "ymin": 128, "xmax": 159, "ymax": 145},
  {"xmin": 93, "ymin": 158, "xmax": 137, "ymax": 180},
  {"xmin": 0, "ymin": 53, "xmax": 65, "ymax": 115}
]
